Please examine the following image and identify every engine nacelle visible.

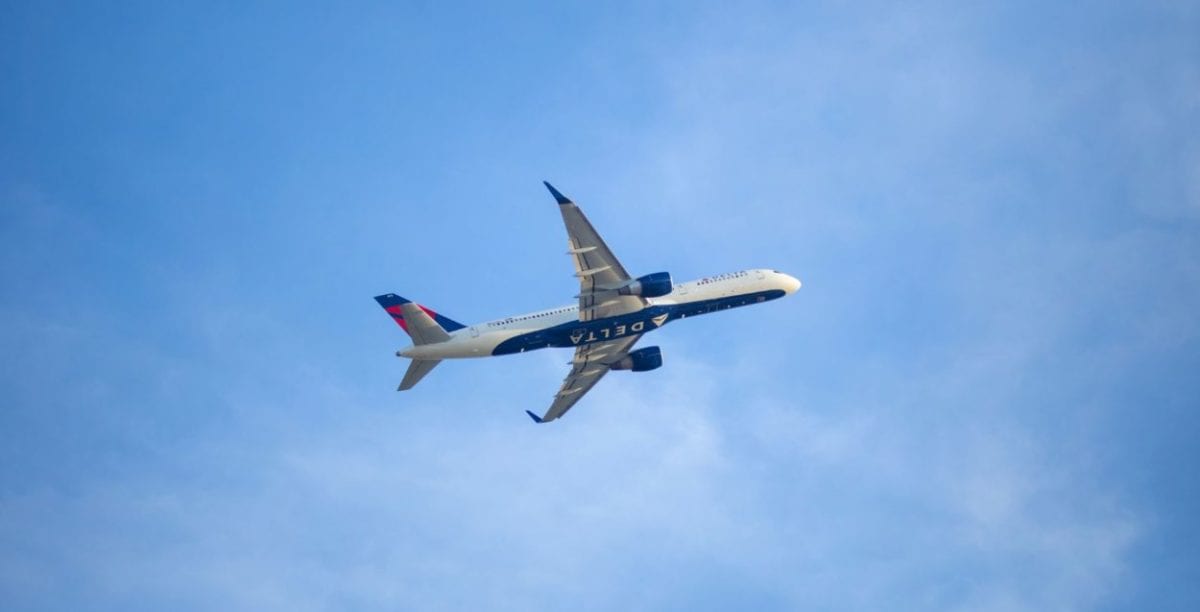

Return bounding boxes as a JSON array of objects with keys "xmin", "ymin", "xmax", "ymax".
[
  {"xmin": 617, "ymin": 272, "xmax": 673, "ymax": 298},
  {"xmin": 612, "ymin": 346, "xmax": 663, "ymax": 372}
]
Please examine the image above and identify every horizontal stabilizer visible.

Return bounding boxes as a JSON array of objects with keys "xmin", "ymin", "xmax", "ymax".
[
  {"xmin": 400, "ymin": 359, "xmax": 441, "ymax": 391},
  {"xmin": 398, "ymin": 303, "xmax": 452, "ymax": 346}
]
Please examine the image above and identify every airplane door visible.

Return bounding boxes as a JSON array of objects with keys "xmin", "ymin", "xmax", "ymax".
[{"xmin": 469, "ymin": 326, "xmax": 480, "ymax": 338}]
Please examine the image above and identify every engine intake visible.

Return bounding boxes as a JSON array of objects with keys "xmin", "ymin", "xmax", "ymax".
[
  {"xmin": 617, "ymin": 272, "xmax": 673, "ymax": 298},
  {"xmin": 612, "ymin": 346, "xmax": 663, "ymax": 372}
]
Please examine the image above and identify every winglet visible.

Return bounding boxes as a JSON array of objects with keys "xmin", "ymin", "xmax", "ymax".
[
  {"xmin": 525, "ymin": 410, "xmax": 545, "ymax": 424},
  {"xmin": 543, "ymin": 181, "xmax": 572, "ymax": 205}
]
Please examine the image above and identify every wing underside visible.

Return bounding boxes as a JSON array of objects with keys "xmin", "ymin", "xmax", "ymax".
[
  {"xmin": 530, "ymin": 183, "xmax": 649, "ymax": 423},
  {"xmin": 532, "ymin": 334, "xmax": 642, "ymax": 423},
  {"xmin": 547, "ymin": 182, "xmax": 646, "ymax": 322}
]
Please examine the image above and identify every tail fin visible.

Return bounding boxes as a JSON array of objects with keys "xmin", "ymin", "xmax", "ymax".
[
  {"xmin": 375, "ymin": 293, "xmax": 459, "ymax": 390},
  {"xmin": 374, "ymin": 294, "xmax": 467, "ymax": 336},
  {"xmin": 399, "ymin": 359, "xmax": 441, "ymax": 391}
]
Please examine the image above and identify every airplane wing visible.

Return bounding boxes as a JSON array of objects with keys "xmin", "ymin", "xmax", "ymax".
[
  {"xmin": 544, "ymin": 182, "xmax": 646, "ymax": 322},
  {"xmin": 526, "ymin": 334, "xmax": 642, "ymax": 423}
]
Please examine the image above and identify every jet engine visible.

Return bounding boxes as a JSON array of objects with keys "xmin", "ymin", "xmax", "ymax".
[
  {"xmin": 617, "ymin": 272, "xmax": 673, "ymax": 298},
  {"xmin": 611, "ymin": 346, "xmax": 663, "ymax": 372}
]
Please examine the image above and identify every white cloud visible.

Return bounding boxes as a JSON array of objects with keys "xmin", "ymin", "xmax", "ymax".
[{"xmin": 1, "ymin": 330, "xmax": 1143, "ymax": 610}]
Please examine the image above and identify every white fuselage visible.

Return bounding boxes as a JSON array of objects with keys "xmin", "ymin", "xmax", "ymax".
[{"xmin": 399, "ymin": 269, "xmax": 800, "ymax": 359}]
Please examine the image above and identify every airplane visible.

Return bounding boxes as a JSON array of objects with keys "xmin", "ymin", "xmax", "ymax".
[{"xmin": 374, "ymin": 182, "xmax": 801, "ymax": 423}]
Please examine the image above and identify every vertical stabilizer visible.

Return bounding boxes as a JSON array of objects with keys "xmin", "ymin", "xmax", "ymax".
[{"xmin": 374, "ymin": 294, "xmax": 466, "ymax": 333}]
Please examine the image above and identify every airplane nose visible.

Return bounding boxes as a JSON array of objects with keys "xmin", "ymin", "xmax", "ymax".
[{"xmin": 782, "ymin": 274, "xmax": 802, "ymax": 294}]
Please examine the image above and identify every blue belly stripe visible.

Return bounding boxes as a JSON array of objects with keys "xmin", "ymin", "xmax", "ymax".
[{"xmin": 491, "ymin": 289, "xmax": 786, "ymax": 355}]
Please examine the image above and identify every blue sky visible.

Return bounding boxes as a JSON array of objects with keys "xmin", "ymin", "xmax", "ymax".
[{"xmin": 2, "ymin": 2, "xmax": 1198, "ymax": 610}]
